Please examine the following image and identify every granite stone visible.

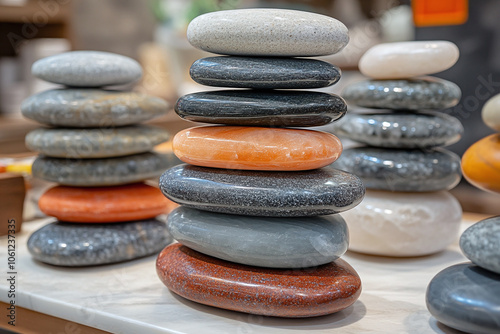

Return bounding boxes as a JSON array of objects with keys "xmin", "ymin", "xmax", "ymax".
[
  {"xmin": 462, "ymin": 134, "xmax": 500, "ymax": 193},
  {"xmin": 460, "ymin": 217, "xmax": 500, "ymax": 274},
  {"xmin": 482, "ymin": 93, "xmax": 500, "ymax": 131},
  {"xmin": 32, "ymin": 51, "xmax": 142, "ymax": 87},
  {"xmin": 167, "ymin": 207, "xmax": 348, "ymax": 268},
  {"xmin": 332, "ymin": 112, "xmax": 463, "ymax": 148},
  {"xmin": 426, "ymin": 263, "xmax": 500, "ymax": 334},
  {"xmin": 21, "ymin": 89, "xmax": 167, "ymax": 128},
  {"xmin": 334, "ymin": 147, "xmax": 461, "ymax": 192},
  {"xmin": 160, "ymin": 164, "xmax": 364, "ymax": 216},
  {"xmin": 190, "ymin": 57, "xmax": 341, "ymax": 89},
  {"xmin": 342, "ymin": 77, "xmax": 461, "ymax": 110},
  {"xmin": 28, "ymin": 219, "xmax": 172, "ymax": 266}
]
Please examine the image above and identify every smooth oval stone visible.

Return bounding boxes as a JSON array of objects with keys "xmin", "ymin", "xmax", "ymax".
[
  {"xmin": 332, "ymin": 112, "xmax": 463, "ymax": 148},
  {"xmin": 341, "ymin": 190, "xmax": 462, "ymax": 256},
  {"xmin": 156, "ymin": 244, "xmax": 361, "ymax": 317},
  {"xmin": 342, "ymin": 77, "xmax": 461, "ymax": 110},
  {"xmin": 28, "ymin": 219, "xmax": 172, "ymax": 266},
  {"xmin": 32, "ymin": 152, "xmax": 174, "ymax": 186},
  {"xmin": 334, "ymin": 147, "xmax": 461, "ymax": 192},
  {"xmin": 26, "ymin": 125, "xmax": 169, "ymax": 158},
  {"xmin": 426, "ymin": 263, "xmax": 500, "ymax": 334},
  {"xmin": 167, "ymin": 207, "xmax": 348, "ymax": 268},
  {"xmin": 359, "ymin": 41, "xmax": 459, "ymax": 79},
  {"xmin": 21, "ymin": 89, "xmax": 167, "ymax": 128},
  {"xmin": 460, "ymin": 217, "xmax": 500, "ymax": 274},
  {"xmin": 482, "ymin": 93, "xmax": 500, "ymax": 131},
  {"xmin": 32, "ymin": 51, "xmax": 142, "ymax": 87},
  {"xmin": 190, "ymin": 57, "xmax": 341, "ymax": 89},
  {"xmin": 187, "ymin": 9, "xmax": 349, "ymax": 57},
  {"xmin": 462, "ymin": 134, "xmax": 500, "ymax": 193},
  {"xmin": 173, "ymin": 126, "xmax": 342, "ymax": 171},
  {"xmin": 160, "ymin": 164, "xmax": 364, "ymax": 216}
]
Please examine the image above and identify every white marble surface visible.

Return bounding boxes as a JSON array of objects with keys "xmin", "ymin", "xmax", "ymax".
[{"xmin": 0, "ymin": 217, "xmax": 479, "ymax": 334}]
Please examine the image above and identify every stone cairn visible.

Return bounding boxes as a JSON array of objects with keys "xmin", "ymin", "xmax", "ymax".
[
  {"xmin": 426, "ymin": 93, "xmax": 500, "ymax": 334},
  {"xmin": 156, "ymin": 9, "xmax": 365, "ymax": 317},
  {"xmin": 333, "ymin": 41, "xmax": 464, "ymax": 257},
  {"xmin": 23, "ymin": 51, "xmax": 174, "ymax": 266}
]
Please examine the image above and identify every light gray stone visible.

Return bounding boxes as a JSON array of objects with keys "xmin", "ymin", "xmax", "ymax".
[{"xmin": 460, "ymin": 217, "xmax": 500, "ymax": 274}]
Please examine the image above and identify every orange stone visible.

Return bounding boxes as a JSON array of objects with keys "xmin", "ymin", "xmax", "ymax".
[
  {"xmin": 173, "ymin": 126, "xmax": 342, "ymax": 171},
  {"xmin": 462, "ymin": 134, "xmax": 500, "ymax": 194},
  {"xmin": 39, "ymin": 183, "xmax": 177, "ymax": 223}
]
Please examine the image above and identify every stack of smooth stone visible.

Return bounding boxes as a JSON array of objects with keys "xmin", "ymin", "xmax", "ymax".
[
  {"xmin": 426, "ymin": 93, "xmax": 500, "ymax": 334},
  {"xmin": 23, "ymin": 51, "xmax": 174, "ymax": 266},
  {"xmin": 333, "ymin": 41, "xmax": 464, "ymax": 257},
  {"xmin": 156, "ymin": 9, "xmax": 366, "ymax": 318}
]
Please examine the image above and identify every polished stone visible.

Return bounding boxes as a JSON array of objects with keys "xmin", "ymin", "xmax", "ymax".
[
  {"xmin": 160, "ymin": 164, "xmax": 364, "ymax": 216},
  {"xmin": 32, "ymin": 51, "xmax": 142, "ymax": 87},
  {"xmin": 462, "ymin": 134, "xmax": 500, "ymax": 194},
  {"xmin": 460, "ymin": 217, "xmax": 500, "ymax": 274},
  {"xmin": 156, "ymin": 244, "xmax": 361, "ymax": 317},
  {"xmin": 426, "ymin": 263, "xmax": 500, "ymax": 334},
  {"xmin": 21, "ymin": 89, "xmax": 167, "ymax": 128},
  {"xmin": 334, "ymin": 147, "xmax": 461, "ymax": 192},
  {"xmin": 167, "ymin": 207, "xmax": 348, "ymax": 268},
  {"xmin": 483, "ymin": 93, "xmax": 500, "ymax": 131},
  {"xmin": 342, "ymin": 190, "xmax": 462, "ymax": 256},
  {"xmin": 190, "ymin": 57, "xmax": 341, "ymax": 89},
  {"xmin": 26, "ymin": 125, "xmax": 170, "ymax": 158},
  {"xmin": 187, "ymin": 9, "xmax": 349, "ymax": 57},
  {"xmin": 342, "ymin": 77, "xmax": 461, "ymax": 110},
  {"xmin": 332, "ymin": 112, "xmax": 463, "ymax": 148},
  {"xmin": 173, "ymin": 126, "xmax": 342, "ymax": 171}
]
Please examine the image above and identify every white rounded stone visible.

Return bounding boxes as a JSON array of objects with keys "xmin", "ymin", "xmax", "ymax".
[
  {"xmin": 187, "ymin": 9, "xmax": 349, "ymax": 57},
  {"xmin": 482, "ymin": 93, "xmax": 500, "ymax": 131},
  {"xmin": 341, "ymin": 190, "xmax": 462, "ymax": 257},
  {"xmin": 359, "ymin": 41, "xmax": 459, "ymax": 79}
]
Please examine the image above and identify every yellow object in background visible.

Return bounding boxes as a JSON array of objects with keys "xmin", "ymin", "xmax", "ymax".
[{"xmin": 413, "ymin": 0, "xmax": 468, "ymax": 27}]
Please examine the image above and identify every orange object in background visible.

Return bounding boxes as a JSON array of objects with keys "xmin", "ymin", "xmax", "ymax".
[{"xmin": 413, "ymin": 0, "xmax": 468, "ymax": 27}]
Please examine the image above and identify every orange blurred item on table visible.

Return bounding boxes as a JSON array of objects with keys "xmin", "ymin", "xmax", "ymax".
[
  {"xmin": 412, "ymin": 0, "xmax": 468, "ymax": 27},
  {"xmin": 462, "ymin": 134, "xmax": 500, "ymax": 194}
]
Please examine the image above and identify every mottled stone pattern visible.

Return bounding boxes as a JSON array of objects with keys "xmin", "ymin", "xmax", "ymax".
[
  {"xmin": 28, "ymin": 219, "xmax": 172, "ymax": 266},
  {"xmin": 460, "ymin": 217, "xmax": 500, "ymax": 274}
]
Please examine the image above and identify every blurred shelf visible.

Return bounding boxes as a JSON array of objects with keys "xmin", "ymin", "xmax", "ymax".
[{"xmin": 0, "ymin": 1, "xmax": 71, "ymax": 23}]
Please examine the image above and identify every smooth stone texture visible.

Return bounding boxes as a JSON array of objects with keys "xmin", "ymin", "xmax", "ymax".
[
  {"xmin": 156, "ymin": 244, "xmax": 361, "ymax": 318},
  {"xmin": 32, "ymin": 51, "xmax": 142, "ymax": 87},
  {"xmin": 21, "ymin": 89, "xmax": 167, "ymax": 128},
  {"xmin": 460, "ymin": 217, "xmax": 500, "ymax": 274},
  {"xmin": 187, "ymin": 9, "xmax": 349, "ymax": 57},
  {"xmin": 342, "ymin": 77, "xmax": 461, "ymax": 110},
  {"xmin": 32, "ymin": 152, "xmax": 173, "ymax": 186},
  {"xmin": 341, "ymin": 190, "xmax": 462, "ymax": 257},
  {"xmin": 190, "ymin": 57, "xmax": 341, "ymax": 89},
  {"xmin": 334, "ymin": 147, "xmax": 461, "ymax": 192},
  {"xmin": 160, "ymin": 164, "xmax": 364, "ymax": 217},
  {"xmin": 426, "ymin": 263, "xmax": 500, "ymax": 334},
  {"xmin": 28, "ymin": 219, "xmax": 172, "ymax": 266},
  {"xmin": 462, "ymin": 134, "xmax": 500, "ymax": 193},
  {"xmin": 167, "ymin": 207, "xmax": 348, "ymax": 268},
  {"xmin": 332, "ymin": 112, "xmax": 463, "ymax": 148},
  {"xmin": 26, "ymin": 125, "xmax": 169, "ymax": 158},
  {"xmin": 173, "ymin": 126, "xmax": 342, "ymax": 171},
  {"xmin": 359, "ymin": 41, "xmax": 459, "ymax": 79},
  {"xmin": 482, "ymin": 93, "xmax": 500, "ymax": 131},
  {"xmin": 176, "ymin": 90, "xmax": 346, "ymax": 127}
]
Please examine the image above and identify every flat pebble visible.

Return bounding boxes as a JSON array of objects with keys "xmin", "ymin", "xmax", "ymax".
[
  {"xmin": 460, "ymin": 217, "xmax": 500, "ymax": 274},
  {"xmin": 462, "ymin": 134, "xmax": 500, "ymax": 193},
  {"xmin": 482, "ymin": 93, "xmax": 500, "ymax": 131}
]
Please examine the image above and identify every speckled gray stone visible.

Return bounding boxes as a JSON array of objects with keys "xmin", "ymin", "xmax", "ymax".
[
  {"xmin": 190, "ymin": 57, "xmax": 341, "ymax": 89},
  {"xmin": 426, "ymin": 263, "xmax": 500, "ymax": 334},
  {"xmin": 334, "ymin": 147, "xmax": 461, "ymax": 192},
  {"xmin": 32, "ymin": 51, "xmax": 142, "ymax": 87},
  {"xmin": 26, "ymin": 125, "xmax": 170, "ymax": 158},
  {"xmin": 160, "ymin": 164, "xmax": 365, "ymax": 217},
  {"xmin": 342, "ymin": 77, "xmax": 461, "ymax": 110},
  {"xmin": 460, "ymin": 217, "xmax": 500, "ymax": 274},
  {"xmin": 21, "ymin": 89, "xmax": 167, "ymax": 128},
  {"xmin": 176, "ymin": 90, "xmax": 346, "ymax": 127},
  {"xmin": 332, "ymin": 112, "xmax": 463, "ymax": 148},
  {"xmin": 27, "ymin": 219, "xmax": 172, "ymax": 266},
  {"xmin": 32, "ymin": 152, "xmax": 175, "ymax": 186},
  {"xmin": 167, "ymin": 206, "xmax": 348, "ymax": 268}
]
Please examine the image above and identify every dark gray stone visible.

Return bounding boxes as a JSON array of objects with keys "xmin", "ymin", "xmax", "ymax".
[
  {"xmin": 342, "ymin": 77, "xmax": 461, "ymax": 110},
  {"xmin": 460, "ymin": 217, "xmax": 500, "ymax": 274},
  {"xmin": 332, "ymin": 112, "xmax": 463, "ymax": 148},
  {"xmin": 167, "ymin": 206, "xmax": 348, "ymax": 268},
  {"xmin": 334, "ymin": 147, "xmax": 461, "ymax": 192},
  {"xmin": 160, "ymin": 164, "xmax": 364, "ymax": 217},
  {"xmin": 426, "ymin": 263, "xmax": 500, "ymax": 334},
  {"xmin": 27, "ymin": 219, "xmax": 172, "ymax": 266},
  {"xmin": 190, "ymin": 56, "xmax": 341, "ymax": 89}
]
